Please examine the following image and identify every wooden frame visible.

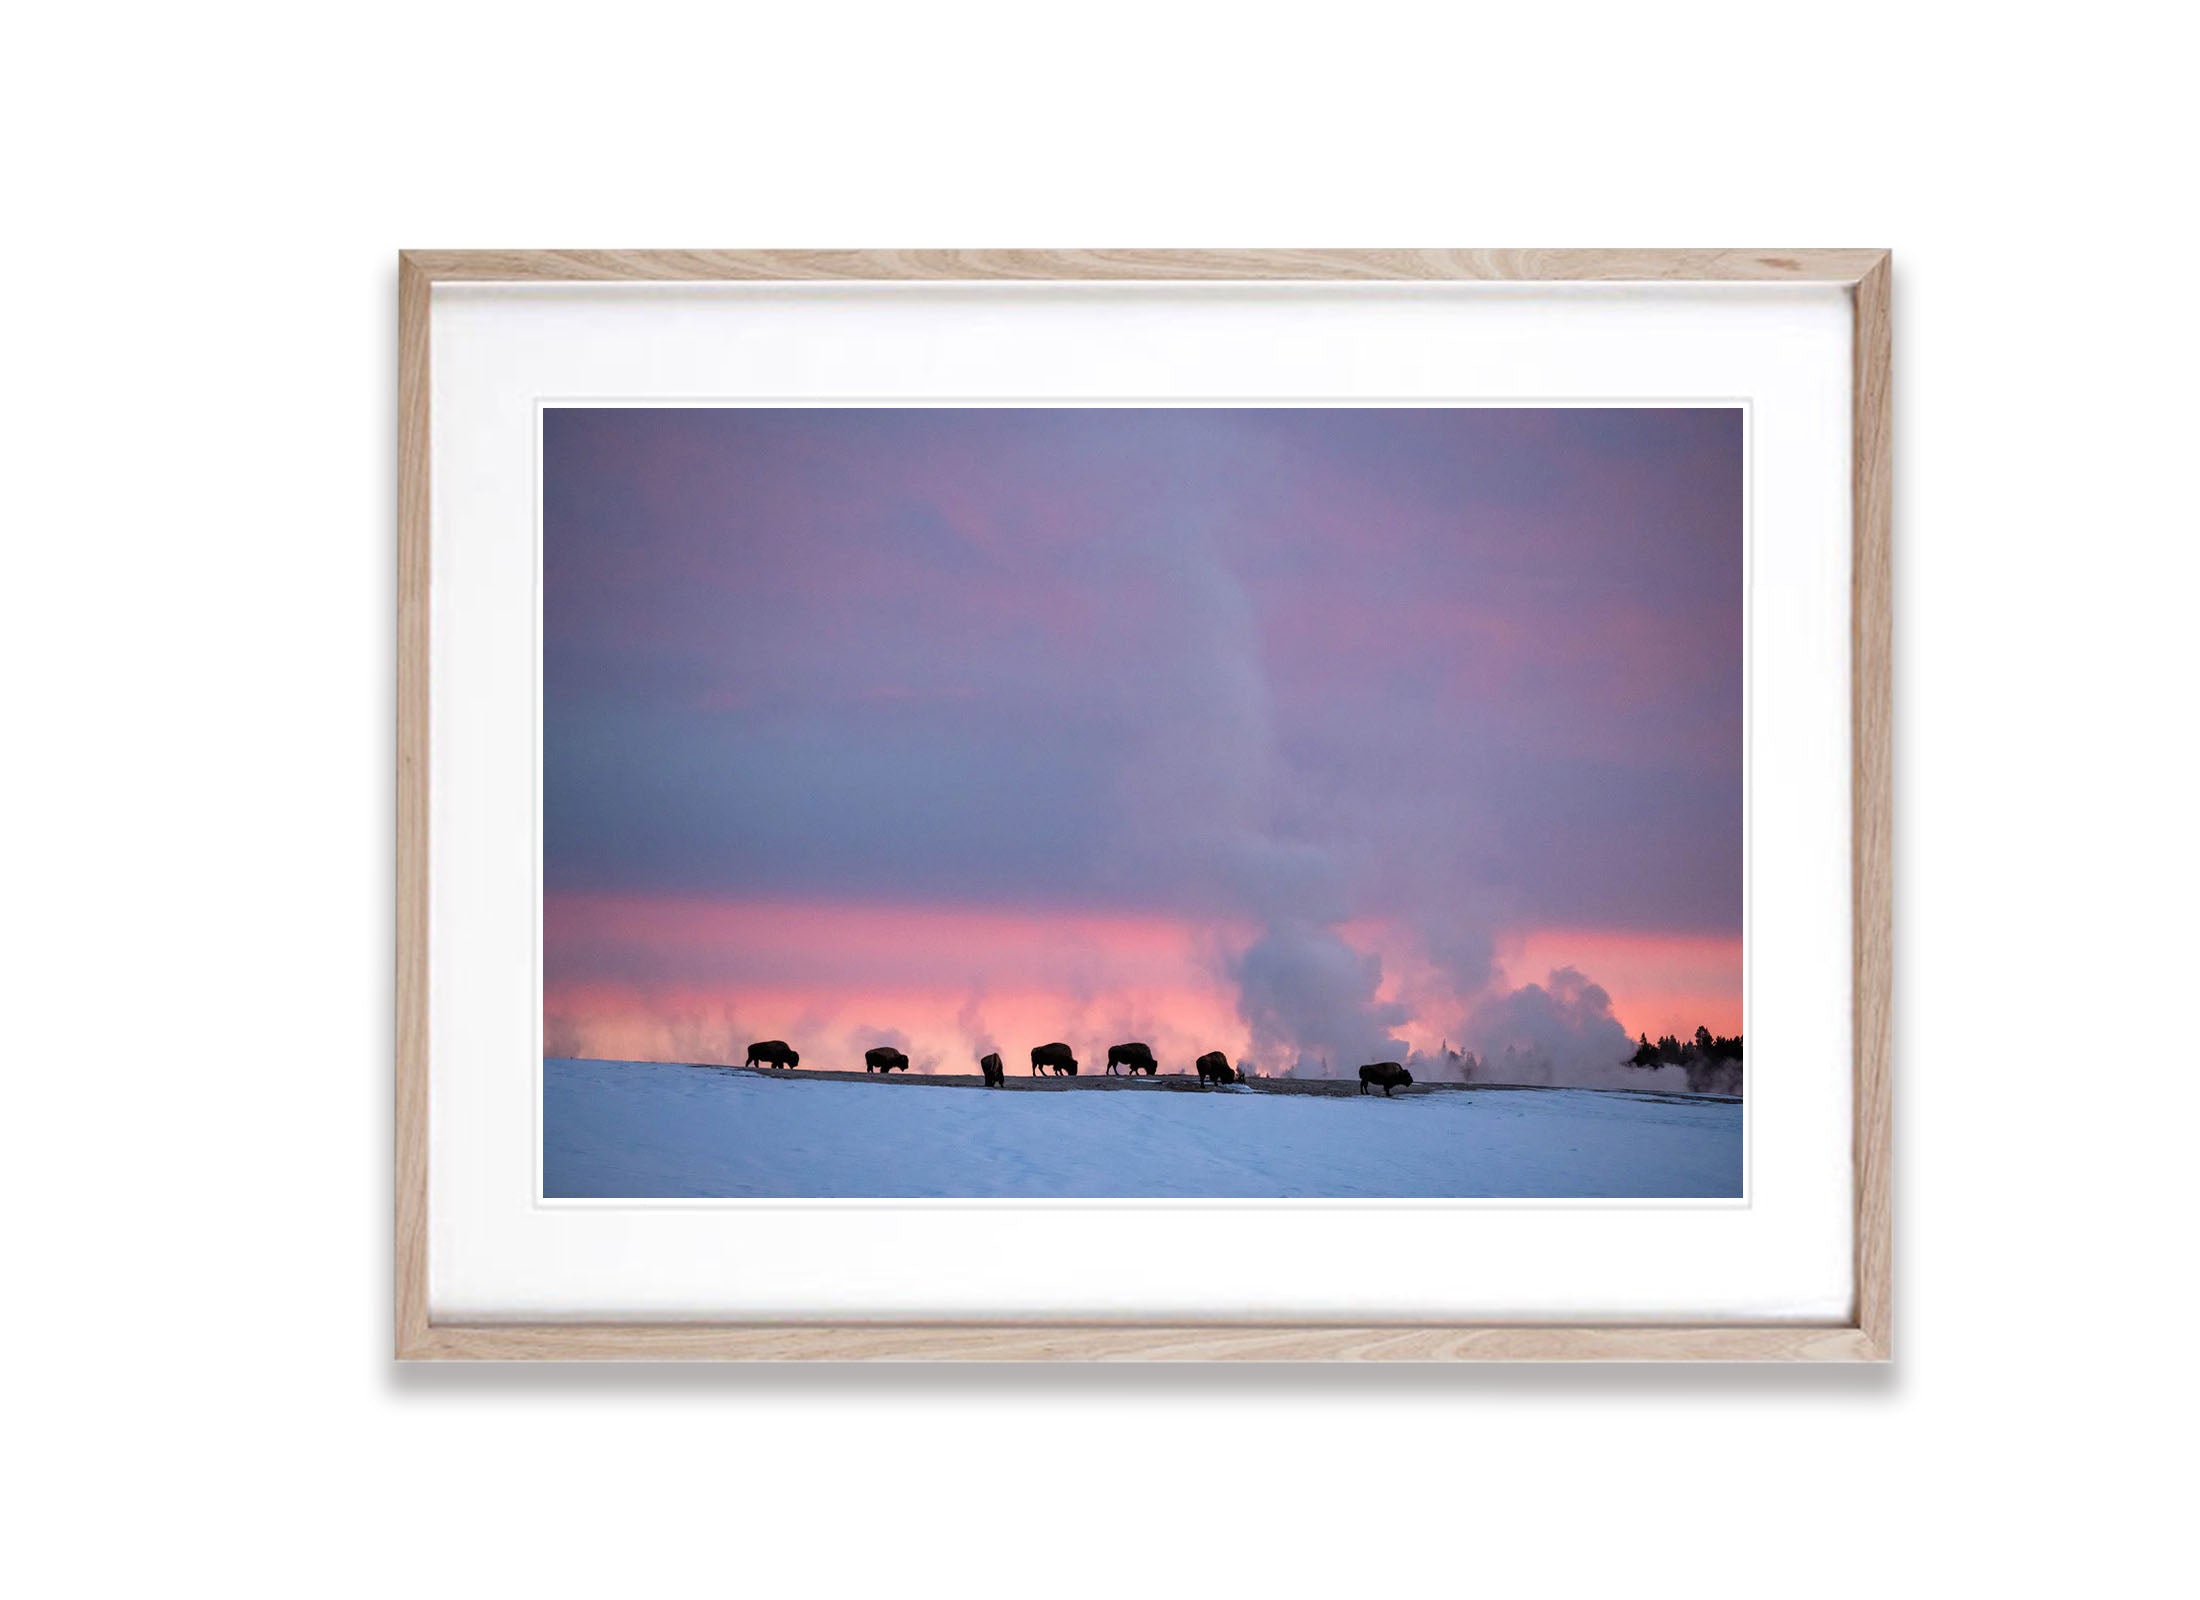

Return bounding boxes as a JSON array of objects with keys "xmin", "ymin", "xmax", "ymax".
[{"xmin": 397, "ymin": 249, "xmax": 1891, "ymax": 1361}]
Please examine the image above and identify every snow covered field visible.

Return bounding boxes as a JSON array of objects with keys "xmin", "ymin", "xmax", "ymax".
[{"xmin": 545, "ymin": 1058, "xmax": 1743, "ymax": 1199}]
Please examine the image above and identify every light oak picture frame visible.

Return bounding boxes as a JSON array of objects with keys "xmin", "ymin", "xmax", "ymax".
[{"xmin": 397, "ymin": 249, "xmax": 1891, "ymax": 1361}]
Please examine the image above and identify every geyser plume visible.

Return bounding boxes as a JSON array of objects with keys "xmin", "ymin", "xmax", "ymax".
[
  {"xmin": 1095, "ymin": 482, "xmax": 1721, "ymax": 1091},
  {"xmin": 1109, "ymin": 506, "xmax": 1421, "ymax": 1075},
  {"xmin": 1461, "ymin": 966, "xmax": 1703, "ymax": 1091},
  {"xmin": 1230, "ymin": 916, "xmax": 1411, "ymax": 1077},
  {"xmin": 955, "ymin": 991, "xmax": 999, "ymax": 1061}
]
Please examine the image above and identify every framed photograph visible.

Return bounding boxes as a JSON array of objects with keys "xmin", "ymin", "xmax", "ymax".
[{"xmin": 398, "ymin": 249, "xmax": 1889, "ymax": 1360}]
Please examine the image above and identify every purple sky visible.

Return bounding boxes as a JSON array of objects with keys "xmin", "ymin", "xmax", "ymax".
[{"xmin": 544, "ymin": 407, "xmax": 1741, "ymax": 1077}]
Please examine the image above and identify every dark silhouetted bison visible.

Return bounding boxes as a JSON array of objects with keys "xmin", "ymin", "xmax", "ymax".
[
  {"xmin": 1030, "ymin": 1042, "xmax": 1078, "ymax": 1077},
  {"xmin": 865, "ymin": 1047, "xmax": 910, "ymax": 1074},
  {"xmin": 1195, "ymin": 1051, "xmax": 1237, "ymax": 1086},
  {"xmin": 979, "ymin": 1052, "xmax": 1005, "ymax": 1087},
  {"xmin": 1106, "ymin": 1041, "xmax": 1158, "ymax": 1076},
  {"xmin": 745, "ymin": 1040, "xmax": 799, "ymax": 1070},
  {"xmin": 1358, "ymin": 1061, "xmax": 1412, "ymax": 1097}
]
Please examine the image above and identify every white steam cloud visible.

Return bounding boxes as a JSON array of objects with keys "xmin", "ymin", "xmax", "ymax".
[
  {"xmin": 1107, "ymin": 512, "xmax": 1726, "ymax": 1091},
  {"xmin": 955, "ymin": 991, "xmax": 999, "ymax": 1062},
  {"xmin": 1459, "ymin": 966, "xmax": 1661, "ymax": 1090},
  {"xmin": 1229, "ymin": 918, "xmax": 1409, "ymax": 1077}
]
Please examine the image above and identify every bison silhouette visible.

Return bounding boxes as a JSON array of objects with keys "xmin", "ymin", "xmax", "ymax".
[
  {"xmin": 864, "ymin": 1046, "xmax": 910, "ymax": 1074},
  {"xmin": 745, "ymin": 1039, "xmax": 799, "ymax": 1070},
  {"xmin": 1194, "ymin": 1050, "xmax": 1237, "ymax": 1086},
  {"xmin": 979, "ymin": 1051, "xmax": 1005, "ymax": 1087},
  {"xmin": 1106, "ymin": 1041, "xmax": 1158, "ymax": 1076},
  {"xmin": 1030, "ymin": 1041, "xmax": 1078, "ymax": 1076},
  {"xmin": 1358, "ymin": 1061, "xmax": 1412, "ymax": 1096}
]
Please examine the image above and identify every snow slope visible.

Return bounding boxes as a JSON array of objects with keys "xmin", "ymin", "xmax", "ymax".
[{"xmin": 545, "ymin": 1058, "xmax": 1743, "ymax": 1199}]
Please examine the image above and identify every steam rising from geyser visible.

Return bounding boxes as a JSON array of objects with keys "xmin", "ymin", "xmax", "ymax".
[{"xmin": 1113, "ymin": 509, "xmax": 1716, "ymax": 1090}]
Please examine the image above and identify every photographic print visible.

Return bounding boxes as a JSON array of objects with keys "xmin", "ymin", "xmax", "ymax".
[{"xmin": 542, "ymin": 404, "xmax": 1744, "ymax": 1201}]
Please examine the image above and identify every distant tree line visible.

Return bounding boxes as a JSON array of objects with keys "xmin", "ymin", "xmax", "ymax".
[
  {"xmin": 1629, "ymin": 1025, "xmax": 1743, "ymax": 1068},
  {"xmin": 1626, "ymin": 1025, "xmax": 1743, "ymax": 1094}
]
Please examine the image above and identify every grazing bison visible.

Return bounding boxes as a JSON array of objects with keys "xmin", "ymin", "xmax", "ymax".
[
  {"xmin": 864, "ymin": 1046, "xmax": 910, "ymax": 1074},
  {"xmin": 1358, "ymin": 1061, "xmax": 1413, "ymax": 1097},
  {"xmin": 1030, "ymin": 1041, "xmax": 1078, "ymax": 1077},
  {"xmin": 1194, "ymin": 1050, "xmax": 1237, "ymax": 1086},
  {"xmin": 979, "ymin": 1051, "xmax": 1005, "ymax": 1088},
  {"xmin": 745, "ymin": 1039, "xmax": 799, "ymax": 1070},
  {"xmin": 1106, "ymin": 1041, "xmax": 1158, "ymax": 1076}
]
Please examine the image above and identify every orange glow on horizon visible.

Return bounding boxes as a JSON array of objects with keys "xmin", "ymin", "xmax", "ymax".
[{"xmin": 544, "ymin": 893, "xmax": 1741, "ymax": 1069}]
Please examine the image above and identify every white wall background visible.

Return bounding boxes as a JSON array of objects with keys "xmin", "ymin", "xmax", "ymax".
[{"xmin": 6, "ymin": 3, "xmax": 2192, "ymax": 1596}]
